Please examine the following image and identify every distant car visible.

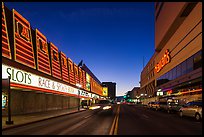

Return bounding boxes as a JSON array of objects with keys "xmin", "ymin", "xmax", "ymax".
[
  {"xmin": 179, "ymin": 100, "xmax": 202, "ymax": 121},
  {"xmin": 89, "ymin": 99, "xmax": 113, "ymax": 114}
]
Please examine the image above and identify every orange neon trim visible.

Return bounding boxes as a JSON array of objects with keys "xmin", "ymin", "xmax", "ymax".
[
  {"xmin": 38, "ymin": 60, "xmax": 50, "ymax": 69},
  {"xmin": 2, "ymin": 41, "xmax": 9, "ymax": 48},
  {"xmin": 16, "ymin": 54, "xmax": 34, "ymax": 65},
  {"xmin": 16, "ymin": 48, "xmax": 34, "ymax": 59},
  {"xmin": 15, "ymin": 36, "xmax": 32, "ymax": 47},
  {"xmin": 2, "ymin": 46, "xmax": 10, "ymax": 52},
  {"xmin": 36, "ymin": 29, "xmax": 47, "ymax": 41},
  {"xmin": 38, "ymin": 55, "xmax": 50, "ymax": 65},
  {"xmin": 2, "ymin": 34, "xmax": 8, "ymax": 41},
  {"xmin": 13, "ymin": 10, "xmax": 30, "ymax": 25},
  {"xmin": 38, "ymin": 66, "xmax": 50, "ymax": 74},
  {"xmin": 16, "ymin": 44, "xmax": 33, "ymax": 56}
]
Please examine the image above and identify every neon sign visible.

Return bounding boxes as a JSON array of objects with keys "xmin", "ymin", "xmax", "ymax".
[{"xmin": 155, "ymin": 49, "xmax": 171, "ymax": 73}]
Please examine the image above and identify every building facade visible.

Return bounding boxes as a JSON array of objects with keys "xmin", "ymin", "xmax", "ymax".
[
  {"xmin": 139, "ymin": 2, "xmax": 202, "ymax": 104},
  {"xmin": 2, "ymin": 3, "xmax": 104, "ymax": 115},
  {"xmin": 102, "ymin": 82, "xmax": 116, "ymax": 100}
]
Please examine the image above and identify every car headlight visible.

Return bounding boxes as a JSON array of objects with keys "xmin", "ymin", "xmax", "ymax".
[
  {"xmin": 103, "ymin": 106, "xmax": 112, "ymax": 110},
  {"xmin": 89, "ymin": 106, "xmax": 101, "ymax": 110}
]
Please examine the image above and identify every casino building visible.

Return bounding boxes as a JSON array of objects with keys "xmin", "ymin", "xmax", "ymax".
[
  {"xmin": 139, "ymin": 2, "xmax": 202, "ymax": 104},
  {"xmin": 2, "ymin": 3, "xmax": 105, "ymax": 115}
]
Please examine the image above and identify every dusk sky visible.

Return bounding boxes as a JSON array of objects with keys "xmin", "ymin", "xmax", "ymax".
[{"xmin": 4, "ymin": 2, "xmax": 155, "ymax": 96}]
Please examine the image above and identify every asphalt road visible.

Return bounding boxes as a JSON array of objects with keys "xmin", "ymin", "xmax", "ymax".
[
  {"xmin": 2, "ymin": 107, "xmax": 116, "ymax": 135},
  {"xmin": 117, "ymin": 104, "xmax": 202, "ymax": 135},
  {"xmin": 2, "ymin": 104, "xmax": 202, "ymax": 135}
]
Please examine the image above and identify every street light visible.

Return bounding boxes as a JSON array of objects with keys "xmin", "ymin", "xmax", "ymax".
[{"xmin": 76, "ymin": 83, "xmax": 82, "ymax": 111}]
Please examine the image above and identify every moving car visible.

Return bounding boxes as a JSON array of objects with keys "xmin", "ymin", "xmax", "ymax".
[
  {"xmin": 179, "ymin": 100, "xmax": 202, "ymax": 121},
  {"xmin": 89, "ymin": 99, "xmax": 113, "ymax": 114}
]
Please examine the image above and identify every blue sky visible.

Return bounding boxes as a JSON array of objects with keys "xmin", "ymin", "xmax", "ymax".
[{"xmin": 4, "ymin": 2, "xmax": 155, "ymax": 96}]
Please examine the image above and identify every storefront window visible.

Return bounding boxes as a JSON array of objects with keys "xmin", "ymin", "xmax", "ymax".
[
  {"xmin": 193, "ymin": 50, "xmax": 202, "ymax": 70},
  {"xmin": 176, "ymin": 63, "xmax": 182, "ymax": 78},
  {"xmin": 181, "ymin": 61, "xmax": 187, "ymax": 76},
  {"xmin": 186, "ymin": 56, "xmax": 193, "ymax": 73},
  {"xmin": 172, "ymin": 67, "xmax": 177, "ymax": 80},
  {"xmin": 168, "ymin": 70, "xmax": 173, "ymax": 81}
]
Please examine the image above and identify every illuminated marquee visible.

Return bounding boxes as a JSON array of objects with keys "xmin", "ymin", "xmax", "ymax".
[
  {"xmin": 50, "ymin": 42, "xmax": 61, "ymax": 79},
  {"xmin": 60, "ymin": 52, "xmax": 69, "ymax": 83},
  {"xmin": 155, "ymin": 49, "xmax": 171, "ymax": 73},
  {"xmin": 36, "ymin": 29, "xmax": 51, "ymax": 75},
  {"xmin": 13, "ymin": 9, "xmax": 36, "ymax": 69},
  {"xmin": 2, "ymin": 64, "xmax": 78, "ymax": 96},
  {"xmin": 2, "ymin": 2, "xmax": 12, "ymax": 59}
]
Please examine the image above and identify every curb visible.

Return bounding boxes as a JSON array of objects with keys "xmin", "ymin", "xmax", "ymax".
[{"xmin": 2, "ymin": 109, "xmax": 86, "ymax": 131}]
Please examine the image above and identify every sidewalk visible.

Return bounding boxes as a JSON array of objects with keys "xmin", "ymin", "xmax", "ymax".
[{"xmin": 2, "ymin": 108, "xmax": 86, "ymax": 130}]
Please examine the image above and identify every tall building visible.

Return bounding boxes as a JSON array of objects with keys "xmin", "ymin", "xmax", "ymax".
[
  {"xmin": 139, "ymin": 2, "xmax": 202, "ymax": 104},
  {"xmin": 102, "ymin": 82, "xmax": 116, "ymax": 100}
]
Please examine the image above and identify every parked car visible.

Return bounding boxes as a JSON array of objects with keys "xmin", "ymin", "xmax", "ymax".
[
  {"xmin": 152, "ymin": 102, "xmax": 161, "ymax": 111},
  {"xmin": 147, "ymin": 101, "xmax": 160, "ymax": 110},
  {"xmin": 147, "ymin": 102, "xmax": 155, "ymax": 109},
  {"xmin": 159, "ymin": 99, "xmax": 182, "ymax": 113},
  {"xmin": 179, "ymin": 100, "xmax": 202, "ymax": 121}
]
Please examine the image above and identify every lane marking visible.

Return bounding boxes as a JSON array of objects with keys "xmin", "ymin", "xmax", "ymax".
[
  {"xmin": 142, "ymin": 114, "xmax": 149, "ymax": 119},
  {"xmin": 113, "ymin": 105, "xmax": 120, "ymax": 135},
  {"xmin": 109, "ymin": 105, "xmax": 120, "ymax": 135}
]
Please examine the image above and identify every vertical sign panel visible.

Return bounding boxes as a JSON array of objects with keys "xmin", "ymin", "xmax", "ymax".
[
  {"xmin": 68, "ymin": 58, "xmax": 75, "ymax": 85},
  {"xmin": 36, "ymin": 29, "xmax": 51, "ymax": 75},
  {"xmin": 74, "ymin": 63, "xmax": 79, "ymax": 85},
  {"xmin": 13, "ymin": 9, "xmax": 36, "ymax": 69},
  {"xmin": 50, "ymin": 42, "xmax": 61, "ymax": 79},
  {"xmin": 78, "ymin": 67, "xmax": 83, "ymax": 88},
  {"xmin": 2, "ymin": 2, "xmax": 12, "ymax": 59},
  {"xmin": 82, "ymin": 69, "xmax": 86, "ymax": 90},
  {"xmin": 60, "ymin": 52, "xmax": 69, "ymax": 83},
  {"xmin": 86, "ymin": 73, "xmax": 91, "ymax": 91}
]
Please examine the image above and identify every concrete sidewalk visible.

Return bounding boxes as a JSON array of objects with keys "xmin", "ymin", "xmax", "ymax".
[{"xmin": 2, "ymin": 108, "xmax": 86, "ymax": 130}]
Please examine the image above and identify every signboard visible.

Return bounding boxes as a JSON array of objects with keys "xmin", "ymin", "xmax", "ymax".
[
  {"xmin": 102, "ymin": 87, "xmax": 108, "ymax": 97},
  {"xmin": 2, "ymin": 2, "xmax": 12, "ymax": 59},
  {"xmin": 78, "ymin": 67, "xmax": 83, "ymax": 88},
  {"xmin": 36, "ymin": 29, "xmax": 51, "ymax": 75},
  {"xmin": 13, "ymin": 9, "xmax": 36, "ymax": 69},
  {"xmin": 60, "ymin": 52, "xmax": 69, "ymax": 83},
  {"xmin": 155, "ymin": 49, "xmax": 170, "ymax": 73},
  {"xmin": 50, "ymin": 42, "xmax": 61, "ymax": 79},
  {"xmin": 2, "ymin": 64, "xmax": 78, "ymax": 96},
  {"xmin": 2, "ymin": 91, "xmax": 8, "ymax": 109},
  {"xmin": 86, "ymin": 73, "xmax": 91, "ymax": 91}
]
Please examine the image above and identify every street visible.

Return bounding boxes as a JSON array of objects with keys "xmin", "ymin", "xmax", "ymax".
[{"xmin": 2, "ymin": 104, "xmax": 202, "ymax": 135}]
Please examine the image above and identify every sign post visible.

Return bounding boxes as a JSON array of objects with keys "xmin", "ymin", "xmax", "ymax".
[{"xmin": 2, "ymin": 76, "xmax": 14, "ymax": 125}]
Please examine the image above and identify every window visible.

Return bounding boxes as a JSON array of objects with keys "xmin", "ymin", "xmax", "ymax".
[
  {"xmin": 186, "ymin": 56, "xmax": 193, "ymax": 73},
  {"xmin": 172, "ymin": 67, "xmax": 177, "ymax": 80},
  {"xmin": 176, "ymin": 63, "xmax": 182, "ymax": 78},
  {"xmin": 168, "ymin": 70, "xmax": 173, "ymax": 81},
  {"xmin": 193, "ymin": 50, "xmax": 202, "ymax": 70},
  {"xmin": 181, "ymin": 61, "xmax": 187, "ymax": 76}
]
